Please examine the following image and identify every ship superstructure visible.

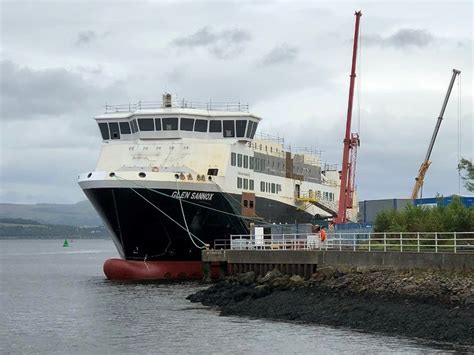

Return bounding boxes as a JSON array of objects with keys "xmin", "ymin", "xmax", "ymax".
[{"xmin": 78, "ymin": 95, "xmax": 357, "ymax": 279}]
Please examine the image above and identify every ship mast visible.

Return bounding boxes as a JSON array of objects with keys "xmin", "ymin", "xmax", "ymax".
[{"xmin": 336, "ymin": 11, "xmax": 362, "ymax": 224}]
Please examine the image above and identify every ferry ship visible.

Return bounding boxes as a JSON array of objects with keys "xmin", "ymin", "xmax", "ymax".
[{"xmin": 78, "ymin": 94, "xmax": 358, "ymax": 280}]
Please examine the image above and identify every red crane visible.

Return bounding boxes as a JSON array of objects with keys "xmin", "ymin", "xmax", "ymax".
[{"xmin": 335, "ymin": 11, "xmax": 362, "ymax": 224}]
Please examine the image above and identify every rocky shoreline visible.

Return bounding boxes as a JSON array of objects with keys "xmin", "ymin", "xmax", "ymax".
[{"xmin": 187, "ymin": 267, "xmax": 474, "ymax": 348}]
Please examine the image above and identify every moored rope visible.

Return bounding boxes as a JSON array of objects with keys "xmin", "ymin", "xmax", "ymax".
[
  {"xmin": 128, "ymin": 186, "xmax": 206, "ymax": 249},
  {"xmin": 112, "ymin": 174, "xmax": 262, "ymax": 222},
  {"xmin": 175, "ymin": 179, "xmax": 207, "ymax": 249}
]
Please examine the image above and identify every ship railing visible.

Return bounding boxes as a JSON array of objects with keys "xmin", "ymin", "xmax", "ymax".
[
  {"xmin": 104, "ymin": 100, "xmax": 249, "ymax": 113},
  {"xmin": 320, "ymin": 180, "xmax": 338, "ymax": 187},
  {"xmin": 213, "ymin": 232, "xmax": 474, "ymax": 253},
  {"xmin": 253, "ymin": 132, "xmax": 285, "ymax": 144}
]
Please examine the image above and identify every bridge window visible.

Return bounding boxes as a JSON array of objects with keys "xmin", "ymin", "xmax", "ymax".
[
  {"xmin": 236, "ymin": 120, "xmax": 247, "ymax": 137},
  {"xmin": 260, "ymin": 181, "xmax": 265, "ymax": 192},
  {"xmin": 223, "ymin": 120, "xmax": 235, "ymax": 137},
  {"xmin": 271, "ymin": 183, "xmax": 276, "ymax": 194},
  {"xmin": 163, "ymin": 117, "xmax": 178, "ymax": 131},
  {"xmin": 249, "ymin": 157, "xmax": 254, "ymax": 169},
  {"xmin": 231, "ymin": 153, "xmax": 236, "ymax": 166},
  {"xmin": 98, "ymin": 123, "xmax": 109, "ymax": 140},
  {"xmin": 250, "ymin": 121, "xmax": 258, "ymax": 138},
  {"xmin": 250, "ymin": 179, "xmax": 254, "ymax": 191},
  {"xmin": 155, "ymin": 118, "xmax": 162, "ymax": 131},
  {"xmin": 194, "ymin": 119, "xmax": 208, "ymax": 132},
  {"xmin": 243, "ymin": 155, "xmax": 248, "ymax": 169},
  {"xmin": 246, "ymin": 121, "xmax": 254, "ymax": 138},
  {"xmin": 109, "ymin": 122, "xmax": 120, "ymax": 139},
  {"xmin": 138, "ymin": 118, "xmax": 154, "ymax": 131},
  {"xmin": 209, "ymin": 120, "xmax": 222, "ymax": 132},
  {"xmin": 181, "ymin": 118, "xmax": 194, "ymax": 131},
  {"xmin": 237, "ymin": 177, "xmax": 242, "ymax": 189},
  {"xmin": 119, "ymin": 122, "xmax": 131, "ymax": 134},
  {"xmin": 131, "ymin": 119, "xmax": 138, "ymax": 133},
  {"xmin": 237, "ymin": 154, "xmax": 242, "ymax": 167},
  {"xmin": 243, "ymin": 178, "xmax": 249, "ymax": 190}
]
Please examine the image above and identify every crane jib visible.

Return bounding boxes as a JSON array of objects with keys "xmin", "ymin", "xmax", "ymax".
[{"xmin": 411, "ymin": 69, "xmax": 461, "ymax": 199}]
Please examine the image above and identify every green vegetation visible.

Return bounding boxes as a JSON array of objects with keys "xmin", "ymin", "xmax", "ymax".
[
  {"xmin": 0, "ymin": 218, "xmax": 109, "ymax": 238},
  {"xmin": 458, "ymin": 158, "xmax": 474, "ymax": 192},
  {"xmin": 374, "ymin": 196, "xmax": 474, "ymax": 232}
]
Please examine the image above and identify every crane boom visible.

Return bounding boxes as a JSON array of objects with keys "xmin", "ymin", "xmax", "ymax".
[
  {"xmin": 335, "ymin": 11, "xmax": 362, "ymax": 224},
  {"xmin": 411, "ymin": 69, "xmax": 461, "ymax": 199}
]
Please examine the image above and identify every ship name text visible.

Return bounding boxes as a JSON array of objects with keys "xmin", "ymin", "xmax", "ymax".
[{"xmin": 171, "ymin": 191, "xmax": 215, "ymax": 201}]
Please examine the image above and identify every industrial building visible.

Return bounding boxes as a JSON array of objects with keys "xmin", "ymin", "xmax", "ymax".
[{"xmin": 358, "ymin": 195, "xmax": 474, "ymax": 224}]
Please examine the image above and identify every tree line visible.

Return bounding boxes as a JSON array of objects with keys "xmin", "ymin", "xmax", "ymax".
[{"xmin": 374, "ymin": 196, "xmax": 473, "ymax": 232}]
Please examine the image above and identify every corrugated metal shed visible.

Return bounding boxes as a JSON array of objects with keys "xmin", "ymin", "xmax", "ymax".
[{"xmin": 358, "ymin": 195, "xmax": 473, "ymax": 224}]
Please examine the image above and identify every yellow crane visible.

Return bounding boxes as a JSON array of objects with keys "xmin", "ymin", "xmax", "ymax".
[{"xmin": 411, "ymin": 69, "xmax": 461, "ymax": 199}]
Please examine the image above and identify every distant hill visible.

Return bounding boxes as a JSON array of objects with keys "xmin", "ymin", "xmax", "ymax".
[
  {"xmin": 0, "ymin": 218, "xmax": 108, "ymax": 238},
  {"xmin": 0, "ymin": 200, "xmax": 103, "ymax": 227}
]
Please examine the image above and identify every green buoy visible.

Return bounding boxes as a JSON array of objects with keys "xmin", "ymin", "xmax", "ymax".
[{"xmin": 63, "ymin": 239, "xmax": 69, "ymax": 247}]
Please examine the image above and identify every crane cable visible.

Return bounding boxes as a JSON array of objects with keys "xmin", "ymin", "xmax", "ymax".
[{"xmin": 457, "ymin": 73, "xmax": 462, "ymax": 193}]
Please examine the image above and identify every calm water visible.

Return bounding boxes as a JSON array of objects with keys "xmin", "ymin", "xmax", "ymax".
[{"xmin": 0, "ymin": 239, "xmax": 452, "ymax": 354}]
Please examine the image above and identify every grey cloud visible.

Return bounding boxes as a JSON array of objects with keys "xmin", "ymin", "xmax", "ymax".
[
  {"xmin": 172, "ymin": 27, "xmax": 252, "ymax": 59},
  {"xmin": 76, "ymin": 30, "xmax": 97, "ymax": 45},
  {"xmin": 76, "ymin": 65, "xmax": 103, "ymax": 75},
  {"xmin": 75, "ymin": 30, "xmax": 109, "ymax": 46},
  {"xmin": 173, "ymin": 27, "xmax": 216, "ymax": 47},
  {"xmin": 162, "ymin": 59, "xmax": 331, "ymax": 107},
  {"xmin": 0, "ymin": 60, "xmax": 122, "ymax": 119},
  {"xmin": 364, "ymin": 29, "xmax": 434, "ymax": 48},
  {"xmin": 260, "ymin": 44, "xmax": 298, "ymax": 66}
]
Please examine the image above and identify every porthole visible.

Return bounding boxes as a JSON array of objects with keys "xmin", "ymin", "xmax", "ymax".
[
  {"xmin": 87, "ymin": 173, "xmax": 92, "ymax": 178},
  {"xmin": 138, "ymin": 172, "xmax": 146, "ymax": 178},
  {"xmin": 109, "ymin": 172, "xmax": 115, "ymax": 177}
]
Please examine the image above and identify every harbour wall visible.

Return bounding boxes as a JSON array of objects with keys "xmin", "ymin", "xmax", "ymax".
[{"xmin": 203, "ymin": 250, "xmax": 474, "ymax": 279}]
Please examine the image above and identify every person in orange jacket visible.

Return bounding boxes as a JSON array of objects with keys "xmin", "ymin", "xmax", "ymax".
[{"xmin": 320, "ymin": 226, "xmax": 327, "ymax": 242}]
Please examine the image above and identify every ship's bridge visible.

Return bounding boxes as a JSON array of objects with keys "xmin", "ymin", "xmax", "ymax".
[{"xmin": 94, "ymin": 96, "xmax": 261, "ymax": 142}]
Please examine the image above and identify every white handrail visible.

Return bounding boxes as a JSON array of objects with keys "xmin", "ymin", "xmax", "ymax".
[{"xmin": 212, "ymin": 232, "xmax": 474, "ymax": 253}]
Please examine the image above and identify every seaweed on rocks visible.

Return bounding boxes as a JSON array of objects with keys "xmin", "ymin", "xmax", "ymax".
[{"xmin": 187, "ymin": 268, "xmax": 474, "ymax": 347}]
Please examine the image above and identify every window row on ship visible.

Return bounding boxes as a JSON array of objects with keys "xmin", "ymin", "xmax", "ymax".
[
  {"xmin": 235, "ymin": 177, "xmax": 282, "ymax": 195},
  {"xmin": 230, "ymin": 152, "xmax": 321, "ymax": 183},
  {"xmin": 234, "ymin": 174, "xmax": 333, "ymax": 200},
  {"xmin": 97, "ymin": 117, "xmax": 258, "ymax": 140}
]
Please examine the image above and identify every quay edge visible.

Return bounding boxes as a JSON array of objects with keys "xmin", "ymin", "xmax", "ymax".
[{"xmin": 202, "ymin": 250, "xmax": 474, "ymax": 280}]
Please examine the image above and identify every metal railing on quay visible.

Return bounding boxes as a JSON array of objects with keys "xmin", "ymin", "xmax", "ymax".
[{"xmin": 213, "ymin": 232, "xmax": 474, "ymax": 254}]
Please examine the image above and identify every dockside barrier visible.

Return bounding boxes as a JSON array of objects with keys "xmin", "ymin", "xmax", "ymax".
[{"xmin": 202, "ymin": 233, "xmax": 474, "ymax": 278}]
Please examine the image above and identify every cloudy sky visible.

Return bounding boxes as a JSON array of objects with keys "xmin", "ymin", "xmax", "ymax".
[{"xmin": 0, "ymin": 0, "xmax": 472, "ymax": 204}]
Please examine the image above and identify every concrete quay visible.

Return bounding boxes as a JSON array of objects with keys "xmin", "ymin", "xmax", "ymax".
[{"xmin": 202, "ymin": 249, "xmax": 474, "ymax": 281}]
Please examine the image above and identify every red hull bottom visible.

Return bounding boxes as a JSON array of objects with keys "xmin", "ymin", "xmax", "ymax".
[{"xmin": 103, "ymin": 258, "xmax": 203, "ymax": 280}]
